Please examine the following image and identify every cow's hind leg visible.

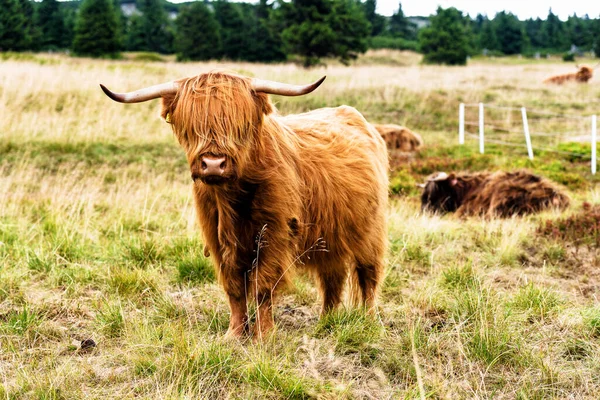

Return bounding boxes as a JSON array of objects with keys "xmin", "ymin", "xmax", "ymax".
[
  {"xmin": 353, "ymin": 260, "xmax": 383, "ymax": 311},
  {"xmin": 316, "ymin": 260, "xmax": 348, "ymax": 316},
  {"xmin": 354, "ymin": 240, "xmax": 385, "ymax": 311}
]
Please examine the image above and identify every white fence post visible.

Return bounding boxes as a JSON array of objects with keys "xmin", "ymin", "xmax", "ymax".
[
  {"xmin": 592, "ymin": 115, "xmax": 597, "ymax": 175},
  {"xmin": 459, "ymin": 103, "xmax": 465, "ymax": 145},
  {"xmin": 521, "ymin": 107, "xmax": 534, "ymax": 160},
  {"xmin": 479, "ymin": 102, "xmax": 484, "ymax": 154}
]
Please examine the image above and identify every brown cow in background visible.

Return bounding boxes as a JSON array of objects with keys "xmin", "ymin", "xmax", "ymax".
[
  {"xmin": 373, "ymin": 123, "xmax": 423, "ymax": 153},
  {"xmin": 101, "ymin": 72, "xmax": 388, "ymax": 340},
  {"xmin": 420, "ymin": 170, "xmax": 569, "ymax": 218},
  {"xmin": 544, "ymin": 64, "xmax": 598, "ymax": 84}
]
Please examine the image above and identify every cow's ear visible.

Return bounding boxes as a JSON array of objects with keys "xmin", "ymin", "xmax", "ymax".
[
  {"xmin": 253, "ymin": 91, "xmax": 274, "ymax": 116},
  {"xmin": 416, "ymin": 183, "xmax": 426, "ymax": 188},
  {"xmin": 448, "ymin": 173, "xmax": 458, "ymax": 186},
  {"xmin": 161, "ymin": 93, "xmax": 178, "ymax": 124}
]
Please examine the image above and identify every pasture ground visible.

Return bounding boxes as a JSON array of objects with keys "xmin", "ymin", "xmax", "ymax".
[{"xmin": 1, "ymin": 51, "xmax": 600, "ymax": 398}]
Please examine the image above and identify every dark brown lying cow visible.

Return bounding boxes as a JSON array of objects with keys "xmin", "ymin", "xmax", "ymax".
[
  {"xmin": 420, "ymin": 171, "xmax": 570, "ymax": 218},
  {"xmin": 372, "ymin": 123, "xmax": 423, "ymax": 153}
]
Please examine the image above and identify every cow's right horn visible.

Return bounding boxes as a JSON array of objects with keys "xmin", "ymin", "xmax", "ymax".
[{"xmin": 100, "ymin": 81, "xmax": 179, "ymax": 103}]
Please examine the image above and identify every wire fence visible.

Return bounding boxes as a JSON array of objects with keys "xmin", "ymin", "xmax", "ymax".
[{"xmin": 458, "ymin": 102, "xmax": 598, "ymax": 174}]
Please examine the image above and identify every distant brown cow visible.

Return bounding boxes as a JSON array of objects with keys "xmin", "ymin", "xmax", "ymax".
[
  {"xmin": 544, "ymin": 64, "xmax": 598, "ymax": 84},
  {"xmin": 420, "ymin": 170, "xmax": 569, "ymax": 218},
  {"xmin": 100, "ymin": 72, "xmax": 388, "ymax": 340},
  {"xmin": 373, "ymin": 123, "xmax": 423, "ymax": 152}
]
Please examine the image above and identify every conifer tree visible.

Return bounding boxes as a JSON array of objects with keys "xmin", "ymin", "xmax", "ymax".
[
  {"xmin": 0, "ymin": 0, "xmax": 28, "ymax": 51},
  {"xmin": 419, "ymin": 7, "xmax": 469, "ymax": 65},
  {"xmin": 543, "ymin": 9, "xmax": 568, "ymax": 51},
  {"xmin": 389, "ymin": 2, "xmax": 415, "ymax": 39},
  {"xmin": 493, "ymin": 11, "xmax": 525, "ymax": 55},
  {"xmin": 247, "ymin": 0, "xmax": 286, "ymax": 62},
  {"xmin": 174, "ymin": 2, "xmax": 221, "ymax": 61},
  {"xmin": 138, "ymin": 0, "xmax": 171, "ymax": 53},
  {"xmin": 214, "ymin": 1, "xmax": 246, "ymax": 60},
  {"xmin": 37, "ymin": 0, "xmax": 66, "ymax": 50},
  {"xmin": 363, "ymin": 0, "xmax": 384, "ymax": 36},
  {"xmin": 72, "ymin": 0, "xmax": 121, "ymax": 57},
  {"xmin": 277, "ymin": 0, "xmax": 370, "ymax": 67},
  {"xmin": 125, "ymin": 14, "xmax": 146, "ymax": 51}
]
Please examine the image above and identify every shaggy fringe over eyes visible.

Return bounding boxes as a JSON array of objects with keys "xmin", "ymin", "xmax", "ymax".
[{"xmin": 169, "ymin": 72, "xmax": 271, "ymax": 157}]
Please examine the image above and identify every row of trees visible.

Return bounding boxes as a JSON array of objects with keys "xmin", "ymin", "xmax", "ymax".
[
  {"xmin": 1, "ymin": 0, "xmax": 600, "ymax": 66},
  {"xmin": 472, "ymin": 10, "xmax": 600, "ymax": 56},
  {"xmin": 413, "ymin": 7, "xmax": 600, "ymax": 65}
]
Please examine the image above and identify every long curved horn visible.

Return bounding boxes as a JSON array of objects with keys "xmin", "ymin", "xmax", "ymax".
[
  {"xmin": 251, "ymin": 76, "xmax": 326, "ymax": 96},
  {"xmin": 99, "ymin": 81, "xmax": 178, "ymax": 103},
  {"xmin": 427, "ymin": 172, "xmax": 449, "ymax": 182},
  {"xmin": 594, "ymin": 62, "xmax": 600, "ymax": 70}
]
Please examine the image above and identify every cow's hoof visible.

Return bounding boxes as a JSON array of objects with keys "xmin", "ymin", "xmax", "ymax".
[
  {"xmin": 251, "ymin": 325, "xmax": 275, "ymax": 342},
  {"xmin": 224, "ymin": 328, "xmax": 246, "ymax": 342}
]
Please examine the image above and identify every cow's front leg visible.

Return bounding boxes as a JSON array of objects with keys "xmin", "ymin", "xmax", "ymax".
[
  {"xmin": 248, "ymin": 236, "xmax": 294, "ymax": 340},
  {"xmin": 222, "ymin": 261, "xmax": 250, "ymax": 339},
  {"xmin": 253, "ymin": 291, "xmax": 274, "ymax": 340},
  {"xmin": 225, "ymin": 290, "xmax": 248, "ymax": 339}
]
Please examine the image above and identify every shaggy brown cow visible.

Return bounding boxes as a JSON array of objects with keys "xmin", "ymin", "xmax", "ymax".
[
  {"xmin": 543, "ymin": 64, "xmax": 598, "ymax": 84},
  {"xmin": 373, "ymin": 124, "xmax": 423, "ymax": 153},
  {"xmin": 420, "ymin": 170, "xmax": 569, "ymax": 218},
  {"xmin": 100, "ymin": 72, "xmax": 388, "ymax": 339}
]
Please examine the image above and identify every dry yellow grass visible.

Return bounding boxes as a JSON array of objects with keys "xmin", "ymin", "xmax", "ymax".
[{"xmin": 1, "ymin": 51, "xmax": 599, "ymax": 399}]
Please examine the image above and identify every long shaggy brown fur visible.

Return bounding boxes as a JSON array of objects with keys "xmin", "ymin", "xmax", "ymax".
[
  {"xmin": 161, "ymin": 71, "xmax": 388, "ymax": 339},
  {"xmin": 420, "ymin": 170, "xmax": 570, "ymax": 218},
  {"xmin": 373, "ymin": 123, "xmax": 423, "ymax": 152},
  {"xmin": 544, "ymin": 65, "xmax": 593, "ymax": 84}
]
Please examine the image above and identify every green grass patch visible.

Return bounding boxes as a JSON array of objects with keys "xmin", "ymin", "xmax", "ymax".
[
  {"xmin": 314, "ymin": 310, "xmax": 383, "ymax": 363},
  {"xmin": 245, "ymin": 359, "xmax": 314, "ymax": 399},
  {"xmin": 95, "ymin": 301, "xmax": 125, "ymax": 338},
  {"xmin": 176, "ymin": 255, "xmax": 215, "ymax": 284},
  {"xmin": 509, "ymin": 284, "xmax": 562, "ymax": 321},
  {"xmin": 582, "ymin": 307, "xmax": 600, "ymax": 337},
  {"xmin": 440, "ymin": 263, "xmax": 477, "ymax": 291},
  {"xmin": 0, "ymin": 306, "xmax": 40, "ymax": 335}
]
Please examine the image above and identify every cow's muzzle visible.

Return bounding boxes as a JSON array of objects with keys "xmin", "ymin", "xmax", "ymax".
[{"xmin": 192, "ymin": 155, "xmax": 233, "ymax": 185}]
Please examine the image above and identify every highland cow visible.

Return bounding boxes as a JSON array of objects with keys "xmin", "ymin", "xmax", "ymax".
[
  {"xmin": 420, "ymin": 170, "xmax": 569, "ymax": 218},
  {"xmin": 543, "ymin": 64, "xmax": 597, "ymax": 84},
  {"xmin": 373, "ymin": 123, "xmax": 423, "ymax": 153},
  {"xmin": 100, "ymin": 72, "xmax": 389, "ymax": 339}
]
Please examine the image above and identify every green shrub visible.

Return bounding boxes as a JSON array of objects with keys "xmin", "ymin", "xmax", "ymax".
[
  {"xmin": 369, "ymin": 36, "xmax": 418, "ymax": 51},
  {"xmin": 389, "ymin": 170, "xmax": 418, "ymax": 195},
  {"xmin": 132, "ymin": 52, "xmax": 165, "ymax": 62}
]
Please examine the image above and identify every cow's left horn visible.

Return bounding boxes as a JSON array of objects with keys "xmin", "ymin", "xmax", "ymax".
[
  {"xmin": 100, "ymin": 81, "xmax": 179, "ymax": 103},
  {"xmin": 427, "ymin": 172, "xmax": 449, "ymax": 182},
  {"xmin": 251, "ymin": 76, "xmax": 326, "ymax": 96}
]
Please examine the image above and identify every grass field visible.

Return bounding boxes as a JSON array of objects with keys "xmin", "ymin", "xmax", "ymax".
[{"xmin": 1, "ymin": 50, "xmax": 600, "ymax": 399}]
